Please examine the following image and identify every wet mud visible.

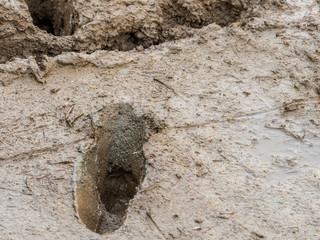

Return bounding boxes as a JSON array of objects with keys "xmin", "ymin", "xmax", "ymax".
[{"xmin": 0, "ymin": 0, "xmax": 320, "ymax": 239}]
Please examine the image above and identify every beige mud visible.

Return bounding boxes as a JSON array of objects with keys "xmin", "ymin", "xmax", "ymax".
[{"xmin": 0, "ymin": 0, "xmax": 320, "ymax": 239}]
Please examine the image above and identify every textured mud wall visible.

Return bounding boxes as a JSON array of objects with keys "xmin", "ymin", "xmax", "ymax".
[
  {"xmin": 0, "ymin": 2, "xmax": 73, "ymax": 63},
  {"xmin": 0, "ymin": 0, "xmax": 256, "ymax": 63}
]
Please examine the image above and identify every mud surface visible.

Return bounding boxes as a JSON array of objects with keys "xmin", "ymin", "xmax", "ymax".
[{"xmin": 0, "ymin": 0, "xmax": 320, "ymax": 239}]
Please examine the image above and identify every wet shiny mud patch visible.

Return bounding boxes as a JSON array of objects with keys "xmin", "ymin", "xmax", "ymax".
[{"xmin": 73, "ymin": 104, "xmax": 148, "ymax": 234}]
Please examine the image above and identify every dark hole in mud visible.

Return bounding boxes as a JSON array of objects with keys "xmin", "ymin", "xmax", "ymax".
[
  {"xmin": 25, "ymin": 0, "xmax": 77, "ymax": 36},
  {"xmin": 74, "ymin": 104, "xmax": 148, "ymax": 234}
]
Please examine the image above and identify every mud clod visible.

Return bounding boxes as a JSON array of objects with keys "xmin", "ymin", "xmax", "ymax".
[{"xmin": 74, "ymin": 104, "xmax": 149, "ymax": 234}]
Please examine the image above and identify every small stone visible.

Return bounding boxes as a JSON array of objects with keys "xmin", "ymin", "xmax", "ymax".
[
  {"xmin": 50, "ymin": 88, "xmax": 60, "ymax": 94},
  {"xmin": 136, "ymin": 45, "xmax": 144, "ymax": 51},
  {"xmin": 194, "ymin": 218, "xmax": 203, "ymax": 224},
  {"xmin": 195, "ymin": 161, "xmax": 203, "ymax": 167},
  {"xmin": 147, "ymin": 158, "xmax": 155, "ymax": 166}
]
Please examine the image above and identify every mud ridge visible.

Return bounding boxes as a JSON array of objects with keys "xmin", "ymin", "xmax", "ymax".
[{"xmin": 0, "ymin": 0, "xmax": 254, "ymax": 63}]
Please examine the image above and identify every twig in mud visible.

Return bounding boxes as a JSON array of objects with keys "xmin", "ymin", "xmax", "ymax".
[
  {"xmin": 220, "ymin": 211, "xmax": 236, "ymax": 215},
  {"xmin": 139, "ymin": 185, "xmax": 159, "ymax": 193},
  {"xmin": 24, "ymin": 178, "xmax": 31, "ymax": 191},
  {"xmin": 217, "ymin": 151, "xmax": 230, "ymax": 162},
  {"xmin": 216, "ymin": 215, "xmax": 229, "ymax": 219},
  {"xmin": 265, "ymin": 123, "xmax": 304, "ymax": 142},
  {"xmin": 153, "ymin": 77, "xmax": 177, "ymax": 95},
  {"xmin": 65, "ymin": 107, "xmax": 87, "ymax": 128},
  {"xmin": 264, "ymin": 124, "xmax": 282, "ymax": 130},
  {"xmin": 80, "ymin": 112, "xmax": 97, "ymax": 136},
  {"xmin": 49, "ymin": 160, "xmax": 74, "ymax": 165},
  {"xmin": 0, "ymin": 137, "xmax": 86, "ymax": 162},
  {"xmin": 23, "ymin": 177, "xmax": 33, "ymax": 195},
  {"xmin": 212, "ymin": 159, "xmax": 225, "ymax": 162},
  {"xmin": 72, "ymin": 113, "xmax": 84, "ymax": 124},
  {"xmin": 67, "ymin": 113, "xmax": 85, "ymax": 128},
  {"xmin": 146, "ymin": 211, "xmax": 166, "ymax": 239},
  {"xmin": 36, "ymin": 174, "xmax": 49, "ymax": 180},
  {"xmin": 251, "ymin": 231, "xmax": 265, "ymax": 239},
  {"xmin": 65, "ymin": 106, "xmax": 75, "ymax": 127},
  {"xmin": 67, "ymin": 106, "xmax": 74, "ymax": 115},
  {"xmin": 84, "ymin": 107, "xmax": 104, "ymax": 137},
  {"xmin": 66, "ymin": 107, "xmax": 102, "ymax": 128},
  {"xmin": 284, "ymin": 128, "xmax": 304, "ymax": 141},
  {"xmin": 249, "ymin": 138, "xmax": 257, "ymax": 149},
  {"xmin": 0, "ymin": 139, "xmax": 9, "ymax": 146},
  {"xmin": 310, "ymin": 119, "xmax": 320, "ymax": 126},
  {"xmin": 196, "ymin": 170, "xmax": 208, "ymax": 177}
]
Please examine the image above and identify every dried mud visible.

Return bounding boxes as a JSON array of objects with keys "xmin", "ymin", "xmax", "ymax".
[{"xmin": 0, "ymin": 0, "xmax": 320, "ymax": 239}]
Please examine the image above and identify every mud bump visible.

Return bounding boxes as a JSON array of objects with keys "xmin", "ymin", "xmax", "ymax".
[
  {"xmin": 162, "ymin": 0, "xmax": 242, "ymax": 28},
  {"xmin": 25, "ymin": 0, "xmax": 77, "ymax": 35},
  {"xmin": 74, "ymin": 104, "xmax": 150, "ymax": 234}
]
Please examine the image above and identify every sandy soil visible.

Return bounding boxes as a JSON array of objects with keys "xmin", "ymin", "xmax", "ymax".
[{"xmin": 0, "ymin": 0, "xmax": 320, "ymax": 239}]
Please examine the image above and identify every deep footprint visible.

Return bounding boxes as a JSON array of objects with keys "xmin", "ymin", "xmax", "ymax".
[{"xmin": 74, "ymin": 103, "xmax": 149, "ymax": 234}]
